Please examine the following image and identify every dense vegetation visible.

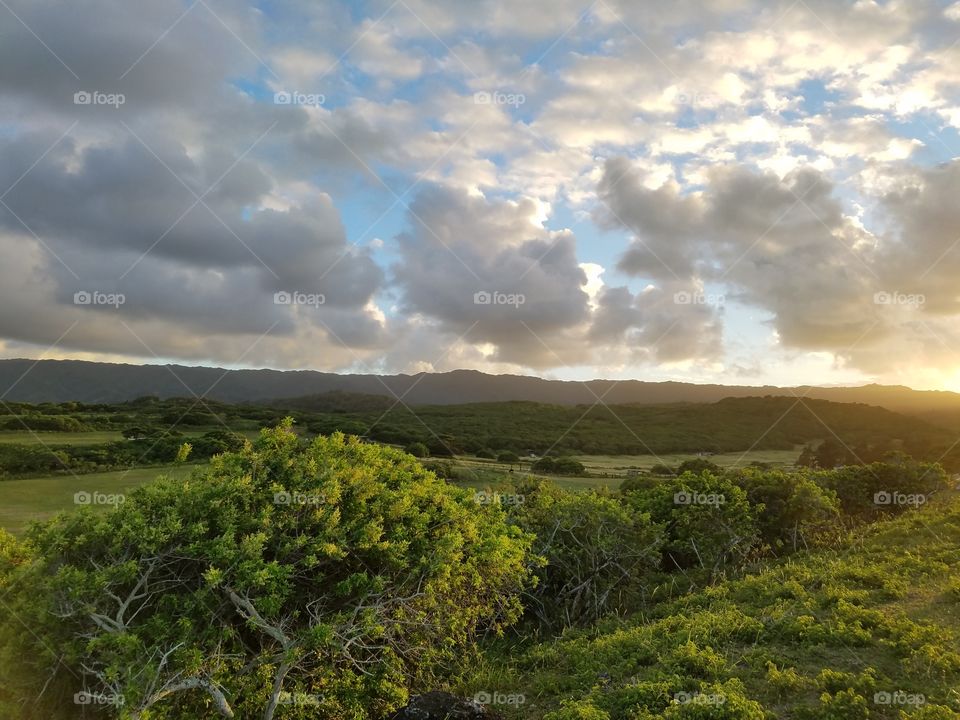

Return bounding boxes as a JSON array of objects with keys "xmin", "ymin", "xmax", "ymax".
[
  {"xmin": 1, "ymin": 416, "xmax": 958, "ymax": 718},
  {"xmin": 460, "ymin": 494, "xmax": 960, "ymax": 719},
  {"xmin": 0, "ymin": 425, "xmax": 532, "ymax": 719},
  {"xmin": 3, "ymin": 393, "xmax": 960, "ymax": 479}
]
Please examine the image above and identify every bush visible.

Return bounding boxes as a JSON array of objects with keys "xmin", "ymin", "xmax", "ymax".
[
  {"xmin": 732, "ymin": 467, "xmax": 840, "ymax": 552},
  {"xmin": 0, "ymin": 423, "xmax": 534, "ymax": 719},
  {"xmin": 623, "ymin": 471, "xmax": 759, "ymax": 575},
  {"xmin": 814, "ymin": 459, "xmax": 949, "ymax": 520},
  {"xmin": 511, "ymin": 482, "xmax": 662, "ymax": 626},
  {"xmin": 677, "ymin": 458, "xmax": 722, "ymax": 475},
  {"xmin": 405, "ymin": 441, "xmax": 429, "ymax": 458},
  {"xmin": 532, "ymin": 456, "xmax": 586, "ymax": 476}
]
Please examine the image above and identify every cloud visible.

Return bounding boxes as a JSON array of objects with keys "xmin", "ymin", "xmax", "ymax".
[
  {"xmin": 1, "ymin": 0, "xmax": 960, "ymax": 386},
  {"xmin": 391, "ymin": 186, "xmax": 591, "ymax": 367}
]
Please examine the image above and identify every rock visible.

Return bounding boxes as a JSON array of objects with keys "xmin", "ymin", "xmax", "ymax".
[{"xmin": 387, "ymin": 691, "xmax": 504, "ymax": 719}]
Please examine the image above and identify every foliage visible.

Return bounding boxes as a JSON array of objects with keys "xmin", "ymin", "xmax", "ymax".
[
  {"xmin": 532, "ymin": 456, "xmax": 587, "ymax": 476},
  {"xmin": 623, "ymin": 471, "xmax": 759, "ymax": 576},
  {"xmin": 510, "ymin": 481, "xmax": 662, "ymax": 626},
  {"xmin": 0, "ymin": 423, "xmax": 533, "ymax": 719},
  {"xmin": 731, "ymin": 467, "xmax": 840, "ymax": 552},
  {"xmin": 404, "ymin": 441, "xmax": 429, "ymax": 457},
  {"xmin": 457, "ymin": 494, "xmax": 960, "ymax": 719}
]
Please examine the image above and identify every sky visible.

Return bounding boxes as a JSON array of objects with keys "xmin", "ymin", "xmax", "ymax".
[{"xmin": 2, "ymin": 0, "xmax": 960, "ymax": 389}]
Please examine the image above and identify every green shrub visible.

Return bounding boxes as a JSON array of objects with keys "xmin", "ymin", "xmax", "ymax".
[
  {"xmin": 544, "ymin": 700, "xmax": 611, "ymax": 720},
  {"xmin": 0, "ymin": 423, "xmax": 534, "ymax": 719},
  {"xmin": 623, "ymin": 471, "xmax": 759, "ymax": 575},
  {"xmin": 511, "ymin": 482, "xmax": 662, "ymax": 626},
  {"xmin": 405, "ymin": 441, "xmax": 429, "ymax": 457}
]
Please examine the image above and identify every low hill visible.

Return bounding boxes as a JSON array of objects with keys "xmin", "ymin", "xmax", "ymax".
[
  {"xmin": 3, "ymin": 360, "xmax": 960, "ymax": 422},
  {"xmin": 457, "ymin": 493, "xmax": 960, "ymax": 718},
  {"xmin": 301, "ymin": 395, "xmax": 951, "ymax": 459}
]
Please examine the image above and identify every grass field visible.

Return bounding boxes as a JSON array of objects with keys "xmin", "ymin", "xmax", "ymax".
[
  {"xmin": 452, "ymin": 449, "xmax": 802, "ymax": 492},
  {"xmin": 0, "ymin": 448, "xmax": 801, "ymax": 536},
  {"xmin": 0, "ymin": 428, "xmax": 264, "ymax": 447},
  {"xmin": 574, "ymin": 448, "xmax": 802, "ymax": 472},
  {"xmin": 0, "ymin": 464, "xmax": 195, "ymax": 535},
  {"xmin": 0, "ymin": 430, "xmax": 126, "ymax": 446}
]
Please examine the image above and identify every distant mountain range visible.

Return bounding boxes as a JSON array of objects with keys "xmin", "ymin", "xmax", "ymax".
[{"xmin": 3, "ymin": 359, "xmax": 960, "ymax": 422}]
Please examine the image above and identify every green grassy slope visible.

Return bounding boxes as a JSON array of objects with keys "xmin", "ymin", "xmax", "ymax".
[
  {"xmin": 458, "ymin": 495, "xmax": 960, "ymax": 719},
  {"xmin": 0, "ymin": 464, "xmax": 194, "ymax": 534}
]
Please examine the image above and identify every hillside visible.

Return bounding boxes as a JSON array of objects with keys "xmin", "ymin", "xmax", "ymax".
[
  {"xmin": 304, "ymin": 396, "xmax": 953, "ymax": 458},
  {"xmin": 3, "ymin": 360, "xmax": 960, "ymax": 421},
  {"xmin": 457, "ymin": 494, "xmax": 960, "ymax": 718}
]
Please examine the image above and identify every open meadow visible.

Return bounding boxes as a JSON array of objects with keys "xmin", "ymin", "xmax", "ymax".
[{"xmin": 0, "ymin": 463, "xmax": 194, "ymax": 535}]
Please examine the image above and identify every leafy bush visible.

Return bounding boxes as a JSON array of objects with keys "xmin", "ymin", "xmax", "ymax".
[
  {"xmin": 813, "ymin": 459, "xmax": 949, "ymax": 520},
  {"xmin": 0, "ymin": 423, "xmax": 534, "ymax": 719},
  {"xmin": 511, "ymin": 481, "xmax": 662, "ymax": 626},
  {"xmin": 731, "ymin": 467, "xmax": 840, "ymax": 552},
  {"xmin": 532, "ymin": 456, "xmax": 587, "ymax": 476},
  {"xmin": 623, "ymin": 472, "xmax": 759, "ymax": 576},
  {"xmin": 405, "ymin": 441, "xmax": 429, "ymax": 457}
]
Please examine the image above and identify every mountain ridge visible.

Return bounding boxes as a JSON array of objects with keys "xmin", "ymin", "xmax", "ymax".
[{"xmin": 2, "ymin": 359, "xmax": 960, "ymax": 420}]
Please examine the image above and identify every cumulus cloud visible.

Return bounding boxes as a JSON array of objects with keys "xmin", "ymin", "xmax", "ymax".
[
  {"xmin": 1, "ymin": 0, "xmax": 959, "ymax": 386},
  {"xmin": 391, "ymin": 186, "xmax": 591, "ymax": 367}
]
